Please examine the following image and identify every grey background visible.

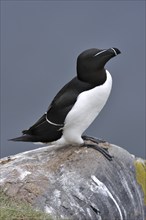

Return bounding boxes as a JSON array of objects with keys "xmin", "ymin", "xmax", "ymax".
[{"xmin": 1, "ymin": 1, "xmax": 145, "ymax": 158}]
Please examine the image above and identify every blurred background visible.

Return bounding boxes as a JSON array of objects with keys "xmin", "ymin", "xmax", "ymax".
[{"xmin": 1, "ymin": 1, "xmax": 145, "ymax": 158}]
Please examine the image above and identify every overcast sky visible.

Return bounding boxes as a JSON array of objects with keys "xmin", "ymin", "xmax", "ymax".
[{"xmin": 1, "ymin": 1, "xmax": 145, "ymax": 158}]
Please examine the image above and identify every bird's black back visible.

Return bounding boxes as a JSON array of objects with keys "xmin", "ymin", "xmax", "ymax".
[{"xmin": 23, "ymin": 77, "xmax": 94, "ymax": 142}]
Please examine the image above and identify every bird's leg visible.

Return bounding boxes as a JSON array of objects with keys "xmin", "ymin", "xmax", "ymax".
[{"xmin": 82, "ymin": 135, "xmax": 113, "ymax": 161}]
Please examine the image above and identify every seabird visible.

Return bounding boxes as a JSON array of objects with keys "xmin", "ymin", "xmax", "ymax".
[{"xmin": 10, "ymin": 47, "xmax": 121, "ymax": 160}]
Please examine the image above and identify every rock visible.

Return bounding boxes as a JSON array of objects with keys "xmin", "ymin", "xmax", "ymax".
[{"xmin": 0, "ymin": 137, "xmax": 146, "ymax": 220}]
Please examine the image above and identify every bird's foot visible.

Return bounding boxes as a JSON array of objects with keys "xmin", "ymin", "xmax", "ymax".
[
  {"xmin": 82, "ymin": 136, "xmax": 112, "ymax": 161},
  {"xmin": 82, "ymin": 135, "xmax": 106, "ymax": 144},
  {"xmin": 84, "ymin": 144, "xmax": 113, "ymax": 161}
]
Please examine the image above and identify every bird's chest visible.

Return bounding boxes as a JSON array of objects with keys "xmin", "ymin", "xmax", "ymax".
[
  {"xmin": 64, "ymin": 72, "xmax": 112, "ymax": 133},
  {"xmin": 68, "ymin": 85, "xmax": 110, "ymax": 122}
]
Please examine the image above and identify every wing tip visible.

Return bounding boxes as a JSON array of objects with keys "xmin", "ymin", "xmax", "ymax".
[{"xmin": 8, "ymin": 134, "xmax": 37, "ymax": 142}]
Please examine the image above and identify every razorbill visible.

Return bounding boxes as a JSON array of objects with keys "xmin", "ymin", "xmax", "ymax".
[{"xmin": 10, "ymin": 47, "xmax": 121, "ymax": 160}]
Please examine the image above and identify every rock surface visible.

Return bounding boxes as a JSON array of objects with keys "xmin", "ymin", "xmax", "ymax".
[{"xmin": 0, "ymin": 137, "xmax": 146, "ymax": 220}]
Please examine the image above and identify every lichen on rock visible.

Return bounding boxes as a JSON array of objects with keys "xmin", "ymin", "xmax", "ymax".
[{"xmin": 134, "ymin": 159, "xmax": 146, "ymax": 205}]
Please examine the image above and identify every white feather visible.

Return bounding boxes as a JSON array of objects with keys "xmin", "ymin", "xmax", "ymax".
[{"xmin": 56, "ymin": 70, "xmax": 112, "ymax": 145}]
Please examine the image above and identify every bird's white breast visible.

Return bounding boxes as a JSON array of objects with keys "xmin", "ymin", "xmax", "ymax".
[{"xmin": 58, "ymin": 70, "xmax": 112, "ymax": 145}]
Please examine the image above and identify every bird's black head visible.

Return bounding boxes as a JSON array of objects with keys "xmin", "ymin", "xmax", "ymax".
[{"xmin": 77, "ymin": 47, "xmax": 121, "ymax": 85}]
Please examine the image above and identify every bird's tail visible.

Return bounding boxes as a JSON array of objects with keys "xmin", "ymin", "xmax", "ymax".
[{"xmin": 9, "ymin": 134, "xmax": 40, "ymax": 142}]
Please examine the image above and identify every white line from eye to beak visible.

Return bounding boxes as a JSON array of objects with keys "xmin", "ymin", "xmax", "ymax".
[{"xmin": 94, "ymin": 49, "xmax": 107, "ymax": 57}]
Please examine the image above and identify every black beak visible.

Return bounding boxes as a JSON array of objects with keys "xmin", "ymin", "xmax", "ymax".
[{"xmin": 108, "ymin": 47, "xmax": 121, "ymax": 56}]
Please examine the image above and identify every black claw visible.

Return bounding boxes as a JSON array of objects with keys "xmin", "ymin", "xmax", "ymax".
[
  {"xmin": 103, "ymin": 147, "xmax": 108, "ymax": 151},
  {"xmin": 84, "ymin": 144, "xmax": 113, "ymax": 161}
]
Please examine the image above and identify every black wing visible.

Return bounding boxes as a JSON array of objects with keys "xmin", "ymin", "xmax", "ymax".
[{"xmin": 22, "ymin": 77, "xmax": 93, "ymax": 142}]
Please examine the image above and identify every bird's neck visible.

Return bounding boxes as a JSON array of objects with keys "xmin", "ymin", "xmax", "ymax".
[{"xmin": 78, "ymin": 68, "xmax": 107, "ymax": 86}]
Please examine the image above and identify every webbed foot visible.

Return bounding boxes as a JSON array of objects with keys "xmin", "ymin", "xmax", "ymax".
[
  {"xmin": 82, "ymin": 135, "xmax": 113, "ymax": 161},
  {"xmin": 82, "ymin": 135, "xmax": 106, "ymax": 144}
]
